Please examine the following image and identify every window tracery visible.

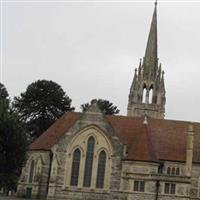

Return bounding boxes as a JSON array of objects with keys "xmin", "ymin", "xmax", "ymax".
[{"xmin": 66, "ymin": 126, "xmax": 112, "ymax": 190}]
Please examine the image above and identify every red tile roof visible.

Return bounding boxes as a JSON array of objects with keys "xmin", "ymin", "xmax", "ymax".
[
  {"xmin": 29, "ymin": 112, "xmax": 80, "ymax": 150},
  {"xmin": 29, "ymin": 112, "xmax": 200, "ymax": 163}
]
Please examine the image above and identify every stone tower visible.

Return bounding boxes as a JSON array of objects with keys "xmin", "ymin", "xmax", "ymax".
[{"xmin": 127, "ymin": 2, "xmax": 166, "ymax": 119}]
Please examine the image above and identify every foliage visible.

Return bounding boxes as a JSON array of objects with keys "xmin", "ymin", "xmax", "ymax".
[
  {"xmin": 13, "ymin": 80, "xmax": 75, "ymax": 139},
  {"xmin": 81, "ymin": 99, "xmax": 120, "ymax": 115},
  {"xmin": 0, "ymin": 82, "xmax": 9, "ymax": 100},
  {"xmin": 0, "ymin": 95, "xmax": 27, "ymax": 192}
]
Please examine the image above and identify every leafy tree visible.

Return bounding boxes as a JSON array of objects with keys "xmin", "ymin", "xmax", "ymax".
[
  {"xmin": 81, "ymin": 99, "xmax": 120, "ymax": 115},
  {"xmin": 0, "ymin": 84, "xmax": 27, "ymax": 192},
  {"xmin": 0, "ymin": 82, "xmax": 9, "ymax": 102},
  {"xmin": 13, "ymin": 80, "xmax": 75, "ymax": 139}
]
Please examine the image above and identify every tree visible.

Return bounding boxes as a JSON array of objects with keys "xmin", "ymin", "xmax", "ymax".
[
  {"xmin": 81, "ymin": 99, "xmax": 120, "ymax": 115},
  {"xmin": 0, "ymin": 84, "xmax": 27, "ymax": 192},
  {"xmin": 0, "ymin": 82, "xmax": 9, "ymax": 101},
  {"xmin": 13, "ymin": 80, "xmax": 75, "ymax": 139}
]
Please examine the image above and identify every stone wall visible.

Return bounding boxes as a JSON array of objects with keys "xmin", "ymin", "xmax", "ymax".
[
  {"xmin": 17, "ymin": 151, "xmax": 51, "ymax": 198},
  {"xmin": 47, "ymin": 105, "xmax": 124, "ymax": 199}
]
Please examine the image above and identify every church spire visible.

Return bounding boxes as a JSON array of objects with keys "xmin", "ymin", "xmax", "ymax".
[
  {"xmin": 144, "ymin": 1, "xmax": 158, "ymax": 62},
  {"xmin": 127, "ymin": 1, "xmax": 166, "ymax": 119}
]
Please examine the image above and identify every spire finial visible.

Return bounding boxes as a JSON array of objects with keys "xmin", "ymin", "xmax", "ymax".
[{"xmin": 155, "ymin": 0, "xmax": 158, "ymax": 7}]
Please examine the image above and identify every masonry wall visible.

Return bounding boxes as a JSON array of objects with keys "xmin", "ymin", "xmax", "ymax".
[
  {"xmin": 17, "ymin": 151, "xmax": 51, "ymax": 198},
  {"xmin": 47, "ymin": 109, "xmax": 124, "ymax": 200}
]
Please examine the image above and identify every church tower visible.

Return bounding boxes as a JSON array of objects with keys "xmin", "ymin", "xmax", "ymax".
[{"xmin": 127, "ymin": 2, "xmax": 166, "ymax": 119}]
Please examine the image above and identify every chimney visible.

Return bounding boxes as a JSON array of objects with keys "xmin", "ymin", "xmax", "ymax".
[{"xmin": 185, "ymin": 123, "xmax": 194, "ymax": 176}]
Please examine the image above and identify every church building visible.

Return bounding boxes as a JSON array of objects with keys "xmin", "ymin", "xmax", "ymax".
[{"xmin": 17, "ymin": 2, "xmax": 200, "ymax": 200}]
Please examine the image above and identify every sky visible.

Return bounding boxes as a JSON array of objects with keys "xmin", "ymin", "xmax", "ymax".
[{"xmin": 1, "ymin": 0, "xmax": 200, "ymax": 122}]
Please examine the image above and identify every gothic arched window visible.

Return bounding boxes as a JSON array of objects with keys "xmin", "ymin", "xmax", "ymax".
[
  {"xmin": 70, "ymin": 149, "xmax": 81, "ymax": 186},
  {"xmin": 96, "ymin": 151, "xmax": 107, "ymax": 188},
  {"xmin": 83, "ymin": 136, "xmax": 95, "ymax": 187},
  {"xmin": 176, "ymin": 168, "xmax": 180, "ymax": 176},
  {"xmin": 149, "ymin": 86, "xmax": 153, "ymax": 104},
  {"xmin": 142, "ymin": 87, "xmax": 147, "ymax": 103},
  {"xmin": 29, "ymin": 160, "xmax": 35, "ymax": 183}
]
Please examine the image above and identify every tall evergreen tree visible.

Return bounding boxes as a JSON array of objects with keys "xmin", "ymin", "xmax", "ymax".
[
  {"xmin": 0, "ymin": 83, "xmax": 27, "ymax": 192},
  {"xmin": 13, "ymin": 80, "xmax": 75, "ymax": 139}
]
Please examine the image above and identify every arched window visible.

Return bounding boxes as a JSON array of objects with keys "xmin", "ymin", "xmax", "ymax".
[
  {"xmin": 176, "ymin": 168, "xmax": 180, "ymax": 176},
  {"xmin": 167, "ymin": 167, "xmax": 171, "ymax": 175},
  {"xmin": 142, "ymin": 87, "xmax": 147, "ymax": 103},
  {"xmin": 29, "ymin": 160, "xmax": 35, "ymax": 183},
  {"xmin": 149, "ymin": 87, "xmax": 153, "ymax": 104},
  {"xmin": 96, "ymin": 151, "xmax": 107, "ymax": 188},
  {"xmin": 70, "ymin": 149, "xmax": 81, "ymax": 186},
  {"xmin": 83, "ymin": 137, "xmax": 95, "ymax": 187},
  {"xmin": 172, "ymin": 167, "xmax": 175, "ymax": 175}
]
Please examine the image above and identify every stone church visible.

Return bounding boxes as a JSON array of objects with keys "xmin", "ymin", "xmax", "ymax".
[{"xmin": 17, "ymin": 2, "xmax": 200, "ymax": 200}]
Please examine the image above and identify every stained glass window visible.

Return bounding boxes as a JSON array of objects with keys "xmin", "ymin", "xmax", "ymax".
[
  {"xmin": 70, "ymin": 149, "xmax": 81, "ymax": 186},
  {"xmin": 96, "ymin": 151, "xmax": 106, "ymax": 188},
  {"xmin": 83, "ymin": 137, "xmax": 95, "ymax": 187}
]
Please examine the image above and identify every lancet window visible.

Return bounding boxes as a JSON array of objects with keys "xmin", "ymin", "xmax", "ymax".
[
  {"xmin": 70, "ymin": 149, "xmax": 81, "ymax": 186},
  {"xmin": 96, "ymin": 150, "xmax": 107, "ymax": 188},
  {"xmin": 83, "ymin": 136, "xmax": 95, "ymax": 187}
]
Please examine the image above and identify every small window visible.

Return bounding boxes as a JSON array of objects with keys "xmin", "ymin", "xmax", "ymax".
[
  {"xmin": 164, "ymin": 183, "xmax": 176, "ymax": 194},
  {"xmin": 165, "ymin": 183, "xmax": 170, "ymax": 194},
  {"xmin": 176, "ymin": 168, "xmax": 180, "ymax": 176},
  {"xmin": 172, "ymin": 167, "xmax": 175, "ymax": 175},
  {"xmin": 171, "ymin": 184, "xmax": 176, "ymax": 194},
  {"xmin": 134, "ymin": 180, "xmax": 145, "ymax": 192},
  {"xmin": 167, "ymin": 167, "xmax": 171, "ymax": 175}
]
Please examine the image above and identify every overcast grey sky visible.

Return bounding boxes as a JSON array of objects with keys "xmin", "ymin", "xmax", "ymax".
[{"xmin": 1, "ymin": 0, "xmax": 200, "ymax": 122}]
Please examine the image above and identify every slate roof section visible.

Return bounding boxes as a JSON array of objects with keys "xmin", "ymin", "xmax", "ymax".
[{"xmin": 29, "ymin": 112, "xmax": 200, "ymax": 163}]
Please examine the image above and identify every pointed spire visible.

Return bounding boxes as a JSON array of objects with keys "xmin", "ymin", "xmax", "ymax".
[
  {"xmin": 131, "ymin": 68, "xmax": 138, "ymax": 90},
  {"xmin": 144, "ymin": 1, "xmax": 158, "ymax": 63}
]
